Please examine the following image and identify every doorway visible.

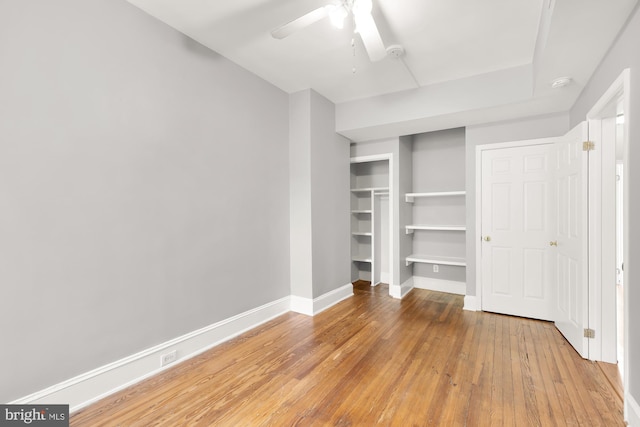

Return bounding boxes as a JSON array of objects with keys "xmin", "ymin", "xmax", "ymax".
[
  {"xmin": 476, "ymin": 70, "xmax": 630, "ymax": 373},
  {"xmin": 479, "ymin": 142, "xmax": 557, "ymax": 321},
  {"xmin": 350, "ymin": 155, "xmax": 394, "ymax": 289},
  {"xmin": 585, "ymin": 70, "xmax": 629, "ymax": 379},
  {"xmin": 477, "ymin": 123, "xmax": 590, "ymax": 358}
]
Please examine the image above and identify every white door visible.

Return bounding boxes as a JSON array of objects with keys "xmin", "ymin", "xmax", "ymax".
[
  {"xmin": 554, "ymin": 122, "xmax": 589, "ymax": 358},
  {"xmin": 481, "ymin": 143, "xmax": 556, "ymax": 320}
]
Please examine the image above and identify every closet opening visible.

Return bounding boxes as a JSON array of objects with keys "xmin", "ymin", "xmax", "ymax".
[{"xmin": 350, "ymin": 157, "xmax": 391, "ymax": 287}]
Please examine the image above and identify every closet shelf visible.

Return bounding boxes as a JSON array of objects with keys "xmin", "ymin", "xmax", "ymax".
[
  {"xmin": 351, "ymin": 209, "xmax": 373, "ymax": 214},
  {"xmin": 405, "ymin": 191, "xmax": 466, "ymax": 203},
  {"xmin": 352, "ymin": 231, "xmax": 372, "ymax": 236},
  {"xmin": 405, "ymin": 254, "xmax": 466, "ymax": 267},
  {"xmin": 351, "ymin": 187, "xmax": 389, "ymax": 193},
  {"xmin": 351, "ymin": 256, "xmax": 372, "ymax": 263},
  {"xmin": 405, "ymin": 225, "xmax": 466, "ymax": 234}
]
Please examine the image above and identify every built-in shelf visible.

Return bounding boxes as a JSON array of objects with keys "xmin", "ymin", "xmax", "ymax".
[
  {"xmin": 351, "ymin": 187, "xmax": 389, "ymax": 193},
  {"xmin": 405, "ymin": 225, "xmax": 466, "ymax": 234},
  {"xmin": 351, "ymin": 256, "xmax": 372, "ymax": 263},
  {"xmin": 352, "ymin": 231, "xmax": 372, "ymax": 236},
  {"xmin": 405, "ymin": 254, "xmax": 466, "ymax": 267},
  {"xmin": 405, "ymin": 191, "xmax": 466, "ymax": 203},
  {"xmin": 351, "ymin": 210, "xmax": 373, "ymax": 214}
]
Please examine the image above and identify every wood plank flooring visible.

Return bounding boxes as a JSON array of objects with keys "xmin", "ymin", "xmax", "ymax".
[{"xmin": 71, "ymin": 282, "xmax": 624, "ymax": 426}]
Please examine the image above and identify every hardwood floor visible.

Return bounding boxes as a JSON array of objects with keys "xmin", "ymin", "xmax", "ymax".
[{"xmin": 71, "ymin": 283, "xmax": 624, "ymax": 426}]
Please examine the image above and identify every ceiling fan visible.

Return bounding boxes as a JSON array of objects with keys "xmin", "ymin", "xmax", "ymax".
[{"xmin": 270, "ymin": 0, "xmax": 387, "ymax": 62}]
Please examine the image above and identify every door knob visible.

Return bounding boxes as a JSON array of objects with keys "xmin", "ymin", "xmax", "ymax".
[
  {"xmin": 550, "ymin": 241, "xmax": 558, "ymax": 246},
  {"xmin": 483, "ymin": 236, "xmax": 491, "ymax": 242}
]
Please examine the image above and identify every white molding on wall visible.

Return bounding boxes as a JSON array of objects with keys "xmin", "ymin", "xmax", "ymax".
[
  {"xmin": 390, "ymin": 277, "xmax": 414, "ymax": 299},
  {"xmin": 290, "ymin": 283, "xmax": 354, "ymax": 316},
  {"xmin": 10, "ymin": 296, "xmax": 291, "ymax": 413},
  {"xmin": 463, "ymin": 295, "xmax": 478, "ymax": 311},
  {"xmin": 413, "ymin": 277, "xmax": 466, "ymax": 295},
  {"xmin": 627, "ymin": 391, "xmax": 640, "ymax": 427},
  {"xmin": 290, "ymin": 295, "xmax": 314, "ymax": 316},
  {"xmin": 350, "ymin": 154, "xmax": 392, "ymax": 164}
]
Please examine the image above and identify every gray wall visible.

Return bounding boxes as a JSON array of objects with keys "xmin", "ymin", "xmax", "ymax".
[
  {"xmin": 464, "ymin": 113, "xmax": 570, "ymax": 296},
  {"xmin": 351, "ymin": 161, "xmax": 389, "ymax": 189},
  {"xmin": 309, "ymin": 91, "xmax": 351, "ymax": 298},
  {"xmin": 289, "ymin": 91, "xmax": 314, "ymax": 299},
  {"xmin": 411, "ymin": 129, "xmax": 466, "ymax": 284},
  {"xmin": 0, "ymin": 0, "xmax": 290, "ymax": 402},
  {"xmin": 568, "ymin": 1, "xmax": 640, "ymax": 406},
  {"xmin": 290, "ymin": 89, "xmax": 350, "ymax": 299}
]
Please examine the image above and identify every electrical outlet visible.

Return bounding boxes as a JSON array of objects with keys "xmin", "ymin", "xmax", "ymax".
[
  {"xmin": 433, "ymin": 264, "xmax": 439, "ymax": 273},
  {"xmin": 160, "ymin": 350, "xmax": 177, "ymax": 367}
]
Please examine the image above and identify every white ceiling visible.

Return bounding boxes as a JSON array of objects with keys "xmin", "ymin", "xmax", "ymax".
[{"xmin": 127, "ymin": 0, "xmax": 637, "ymax": 139}]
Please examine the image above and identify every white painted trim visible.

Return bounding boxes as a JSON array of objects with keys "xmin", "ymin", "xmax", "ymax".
[
  {"xmin": 290, "ymin": 295, "xmax": 314, "ymax": 316},
  {"xmin": 390, "ymin": 277, "xmax": 414, "ymax": 299},
  {"xmin": 587, "ymin": 117, "xmax": 604, "ymax": 362},
  {"xmin": 413, "ymin": 277, "xmax": 466, "ymax": 295},
  {"xmin": 350, "ymin": 154, "xmax": 392, "ymax": 164},
  {"xmin": 463, "ymin": 295, "xmax": 478, "ymax": 311},
  {"xmin": 290, "ymin": 283, "xmax": 354, "ymax": 316},
  {"xmin": 586, "ymin": 69, "xmax": 630, "ymax": 120},
  {"xmin": 475, "ymin": 137, "xmax": 557, "ymax": 312},
  {"xmin": 475, "ymin": 137, "xmax": 557, "ymax": 152},
  {"xmin": 583, "ymin": 69, "xmax": 631, "ymax": 384},
  {"xmin": 311, "ymin": 283, "xmax": 354, "ymax": 315},
  {"xmin": 475, "ymin": 144, "xmax": 483, "ymax": 311},
  {"xmin": 627, "ymin": 391, "xmax": 640, "ymax": 427},
  {"xmin": 10, "ymin": 296, "xmax": 291, "ymax": 413},
  {"xmin": 388, "ymin": 153, "xmax": 395, "ymax": 290}
]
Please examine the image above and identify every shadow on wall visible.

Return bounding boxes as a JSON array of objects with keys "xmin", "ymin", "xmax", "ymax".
[{"xmin": 180, "ymin": 35, "xmax": 224, "ymax": 59}]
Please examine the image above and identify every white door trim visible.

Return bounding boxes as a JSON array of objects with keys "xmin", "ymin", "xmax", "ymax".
[
  {"xmin": 475, "ymin": 137, "xmax": 556, "ymax": 311},
  {"xmin": 586, "ymin": 117, "xmax": 617, "ymax": 363},
  {"xmin": 585, "ymin": 68, "xmax": 631, "ymax": 415}
]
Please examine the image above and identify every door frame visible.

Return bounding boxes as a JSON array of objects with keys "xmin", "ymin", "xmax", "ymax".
[
  {"xmin": 474, "ymin": 69, "xmax": 631, "ymax": 411},
  {"xmin": 350, "ymin": 154, "xmax": 394, "ymax": 290},
  {"xmin": 585, "ymin": 69, "xmax": 630, "ymax": 399},
  {"xmin": 474, "ymin": 137, "xmax": 558, "ymax": 312}
]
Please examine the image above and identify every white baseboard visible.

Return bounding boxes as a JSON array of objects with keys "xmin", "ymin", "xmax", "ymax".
[
  {"xmin": 10, "ymin": 296, "xmax": 291, "ymax": 413},
  {"xmin": 463, "ymin": 295, "xmax": 478, "ymax": 311},
  {"xmin": 390, "ymin": 277, "xmax": 414, "ymax": 299},
  {"xmin": 413, "ymin": 277, "xmax": 466, "ymax": 295},
  {"xmin": 290, "ymin": 295, "xmax": 313, "ymax": 315},
  {"xmin": 627, "ymin": 391, "xmax": 640, "ymax": 427},
  {"xmin": 290, "ymin": 283, "xmax": 353, "ymax": 316}
]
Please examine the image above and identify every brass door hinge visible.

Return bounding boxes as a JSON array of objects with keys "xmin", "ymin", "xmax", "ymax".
[
  {"xmin": 584, "ymin": 328, "xmax": 596, "ymax": 339},
  {"xmin": 583, "ymin": 141, "xmax": 595, "ymax": 151}
]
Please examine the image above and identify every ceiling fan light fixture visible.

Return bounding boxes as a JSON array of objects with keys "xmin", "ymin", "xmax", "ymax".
[
  {"xmin": 551, "ymin": 76, "xmax": 572, "ymax": 89},
  {"xmin": 329, "ymin": 5, "xmax": 348, "ymax": 29}
]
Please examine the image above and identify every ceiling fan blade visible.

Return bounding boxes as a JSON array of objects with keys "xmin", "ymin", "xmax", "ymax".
[
  {"xmin": 271, "ymin": 6, "xmax": 334, "ymax": 39},
  {"xmin": 354, "ymin": 13, "xmax": 386, "ymax": 62}
]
